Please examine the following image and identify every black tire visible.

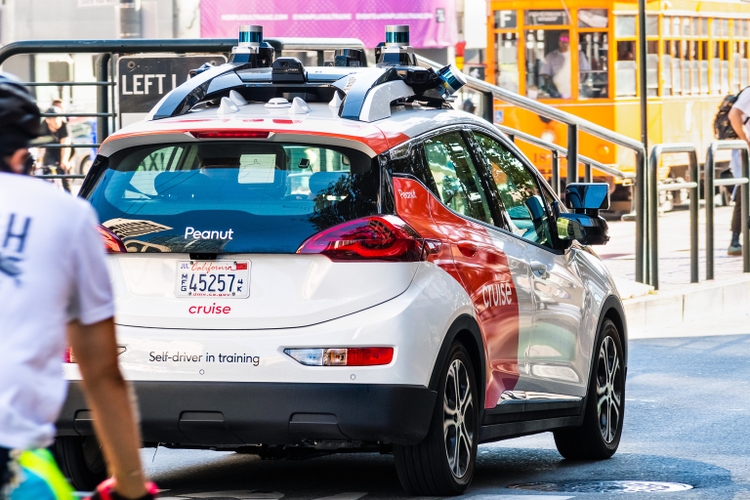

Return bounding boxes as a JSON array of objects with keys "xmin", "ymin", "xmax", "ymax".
[
  {"xmin": 393, "ymin": 342, "xmax": 478, "ymax": 496},
  {"xmin": 554, "ymin": 318, "xmax": 625, "ymax": 460},
  {"xmin": 52, "ymin": 436, "xmax": 107, "ymax": 491}
]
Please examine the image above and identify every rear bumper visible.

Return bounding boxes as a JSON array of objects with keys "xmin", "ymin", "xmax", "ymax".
[{"xmin": 57, "ymin": 381, "xmax": 436, "ymax": 447}]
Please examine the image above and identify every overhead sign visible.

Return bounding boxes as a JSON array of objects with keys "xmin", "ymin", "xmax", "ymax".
[
  {"xmin": 118, "ymin": 55, "xmax": 227, "ymax": 126},
  {"xmin": 525, "ymin": 10, "xmax": 569, "ymax": 26},
  {"xmin": 200, "ymin": 0, "xmax": 457, "ymax": 49}
]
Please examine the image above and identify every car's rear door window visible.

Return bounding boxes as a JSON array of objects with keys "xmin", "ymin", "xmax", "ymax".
[
  {"xmin": 85, "ymin": 141, "xmax": 379, "ymax": 253},
  {"xmin": 421, "ymin": 132, "xmax": 494, "ymax": 224}
]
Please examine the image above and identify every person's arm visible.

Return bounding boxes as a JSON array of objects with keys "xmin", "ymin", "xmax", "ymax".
[
  {"xmin": 729, "ymin": 107, "xmax": 750, "ymax": 142},
  {"xmin": 60, "ymin": 123, "xmax": 73, "ymax": 170},
  {"xmin": 67, "ymin": 318, "xmax": 148, "ymax": 500}
]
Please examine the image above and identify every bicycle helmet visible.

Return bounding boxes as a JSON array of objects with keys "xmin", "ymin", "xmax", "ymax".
[{"xmin": 0, "ymin": 73, "xmax": 41, "ymax": 161}]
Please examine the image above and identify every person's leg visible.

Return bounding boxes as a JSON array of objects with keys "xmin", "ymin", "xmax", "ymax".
[
  {"xmin": 60, "ymin": 166, "xmax": 72, "ymax": 193},
  {"xmin": 730, "ymin": 188, "xmax": 742, "ymax": 255}
]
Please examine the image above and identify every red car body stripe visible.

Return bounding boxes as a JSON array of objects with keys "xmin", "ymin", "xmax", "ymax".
[{"xmin": 393, "ymin": 177, "xmax": 520, "ymax": 409}]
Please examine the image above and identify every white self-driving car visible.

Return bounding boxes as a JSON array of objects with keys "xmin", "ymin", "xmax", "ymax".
[{"xmin": 56, "ymin": 26, "xmax": 627, "ymax": 496}]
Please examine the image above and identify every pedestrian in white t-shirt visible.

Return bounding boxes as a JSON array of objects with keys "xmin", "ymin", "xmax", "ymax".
[
  {"xmin": 727, "ymin": 88, "xmax": 750, "ymax": 255},
  {"xmin": 0, "ymin": 74, "xmax": 156, "ymax": 500}
]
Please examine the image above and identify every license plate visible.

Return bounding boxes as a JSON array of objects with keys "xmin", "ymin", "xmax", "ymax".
[{"xmin": 175, "ymin": 261, "xmax": 250, "ymax": 298}]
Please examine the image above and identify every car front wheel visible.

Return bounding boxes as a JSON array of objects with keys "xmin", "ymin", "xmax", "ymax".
[
  {"xmin": 394, "ymin": 342, "xmax": 478, "ymax": 496},
  {"xmin": 554, "ymin": 318, "xmax": 625, "ymax": 459}
]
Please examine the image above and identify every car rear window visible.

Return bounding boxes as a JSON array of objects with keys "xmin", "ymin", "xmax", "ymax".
[{"xmin": 84, "ymin": 141, "xmax": 380, "ymax": 253}]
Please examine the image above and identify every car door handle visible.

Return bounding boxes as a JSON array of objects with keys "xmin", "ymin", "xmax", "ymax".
[
  {"xmin": 457, "ymin": 241, "xmax": 478, "ymax": 257},
  {"xmin": 530, "ymin": 261, "xmax": 548, "ymax": 277}
]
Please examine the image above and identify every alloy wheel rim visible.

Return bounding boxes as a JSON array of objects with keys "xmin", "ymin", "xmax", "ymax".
[
  {"xmin": 596, "ymin": 335, "xmax": 622, "ymax": 444},
  {"xmin": 443, "ymin": 358, "xmax": 475, "ymax": 479}
]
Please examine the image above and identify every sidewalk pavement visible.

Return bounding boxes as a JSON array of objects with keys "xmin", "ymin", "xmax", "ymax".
[{"xmin": 600, "ymin": 205, "xmax": 750, "ymax": 338}]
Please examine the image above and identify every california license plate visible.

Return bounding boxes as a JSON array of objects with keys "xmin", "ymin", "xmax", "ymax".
[{"xmin": 175, "ymin": 261, "xmax": 250, "ymax": 298}]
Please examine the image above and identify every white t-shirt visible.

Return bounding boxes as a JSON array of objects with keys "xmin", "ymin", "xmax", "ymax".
[
  {"xmin": 730, "ymin": 89, "xmax": 750, "ymax": 179},
  {"xmin": 0, "ymin": 173, "xmax": 114, "ymax": 449}
]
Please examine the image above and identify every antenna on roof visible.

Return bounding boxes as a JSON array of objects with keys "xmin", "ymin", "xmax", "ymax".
[
  {"xmin": 230, "ymin": 25, "xmax": 274, "ymax": 67},
  {"xmin": 376, "ymin": 25, "xmax": 416, "ymax": 66}
]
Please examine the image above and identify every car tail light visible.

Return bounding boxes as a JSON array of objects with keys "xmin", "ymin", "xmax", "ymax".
[
  {"xmin": 296, "ymin": 215, "xmax": 424, "ymax": 262},
  {"xmin": 96, "ymin": 225, "xmax": 126, "ymax": 253},
  {"xmin": 284, "ymin": 347, "xmax": 394, "ymax": 366},
  {"xmin": 190, "ymin": 130, "xmax": 270, "ymax": 139}
]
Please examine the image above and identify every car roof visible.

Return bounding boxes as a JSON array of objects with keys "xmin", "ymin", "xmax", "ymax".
[{"xmin": 100, "ymin": 63, "xmax": 501, "ymax": 157}]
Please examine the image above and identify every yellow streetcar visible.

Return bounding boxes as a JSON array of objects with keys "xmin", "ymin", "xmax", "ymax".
[{"xmin": 486, "ymin": 0, "xmax": 750, "ymax": 210}]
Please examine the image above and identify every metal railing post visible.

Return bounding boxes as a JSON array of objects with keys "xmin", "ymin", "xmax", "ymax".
[
  {"xmin": 689, "ymin": 149, "xmax": 700, "ymax": 283},
  {"xmin": 584, "ymin": 162, "xmax": 593, "ymax": 183},
  {"xmin": 551, "ymin": 150, "xmax": 560, "ymax": 195},
  {"xmin": 743, "ymin": 149, "xmax": 750, "ymax": 273},
  {"xmin": 635, "ymin": 149, "xmax": 647, "ymax": 284},
  {"xmin": 705, "ymin": 145, "xmax": 716, "ymax": 280},
  {"xmin": 95, "ymin": 53, "xmax": 111, "ymax": 142},
  {"xmin": 647, "ymin": 146, "xmax": 661, "ymax": 288},
  {"xmin": 481, "ymin": 91, "xmax": 494, "ymax": 124},
  {"xmin": 567, "ymin": 123, "xmax": 578, "ymax": 185},
  {"xmin": 647, "ymin": 143, "xmax": 700, "ymax": 288}
]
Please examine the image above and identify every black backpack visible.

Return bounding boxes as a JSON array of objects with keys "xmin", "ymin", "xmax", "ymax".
[{"xmin": 714, "ymin": 86, "xmax": 750, "ymax": 139}]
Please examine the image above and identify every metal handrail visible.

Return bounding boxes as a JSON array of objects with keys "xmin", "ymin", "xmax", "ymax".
[
  {"xmin": 418, "ymin": 54, "xmax": 648, "ymax": 281},
  {"xmin": 647, "ymin": 144, "xmax": 700, "ymax": 288},
  {"xmin": 0, "ymin": 40, "xmax": 653, "ymax": 285},
  {"xmin": 417, "ymin": 55, "xmax": 648, "ymax": 278},
  {"xmin": 494, "ymin": 124, "xmax": 636, "ymax": 184},
  {"xmin": 705, "ymin": 141, "xmax": 750, "ymax": 278}
]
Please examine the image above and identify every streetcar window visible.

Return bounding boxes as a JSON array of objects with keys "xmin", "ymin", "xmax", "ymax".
[
  {"xmin": 579, "ymin": 32, "xmax": 608, "ymax": 98},
  {"xmin": 615, "ymin": 15, "xmax": 636, "ymax": 37},
  {"xmin": 616, "ymin": 41, "xmax": 636, "ymax": 97},
  {"xmin": 647, "ymin": 41, "xmax": 659, "ymax": 96},
  {"xmin": 734, "ymin": 19, "xmax": 745, "ymax": 38},
  {"xmin": 526, "ymin": 29, "xmax": 579, "ymax": 99},
  {"xmin": 733, "ymin": 42, "xmax": 741, "ymax": 92},
  {"xmin": 647, "ymin": 15, "xmax": 659, "ymax": 36},
  {"xmin": 495, "ymin": 32, "xmax": 519, "ymax": 94},
  {"xmin": 663, "ymin": 42, "xmax": 673, "ymax": 94},
  {"xmin": 663, "ymin": 17, "xmax": 671, "ymax": 37},
  {"xmin": 578, "ymin": 9, "xmax": 607, "ymax": 28},
  {"xmin": 689, "ymin": 41, "xmax": 699, "ymax": 95},
  {"xmin": 713, "ymin": 18, "xmax": 729, "ymax": 38}
]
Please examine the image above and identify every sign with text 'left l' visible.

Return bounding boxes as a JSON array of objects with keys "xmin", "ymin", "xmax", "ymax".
[{"xmin": 118, "ymin": 54, "xmax": 227, "ymax": 127}]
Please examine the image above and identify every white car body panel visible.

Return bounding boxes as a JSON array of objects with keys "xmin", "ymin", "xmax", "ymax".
[
  {"xmin": 66, "ymin": 262, "xmax": 474, "ymax": 386},
  {"xmin": 108, "ymin": 255, "xmax": 420, "ymax": 329}
]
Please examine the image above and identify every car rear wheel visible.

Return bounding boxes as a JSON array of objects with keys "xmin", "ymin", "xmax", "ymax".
[
  {"xmin": 52, "ymin": 435, "xmax": 107, "ymax": 491},
  {"xmin": 393, "ymin": 342, "xmax": 478, "ymax": 496},
  {"xmin": 554, "ymin": 318, "xmax": 624, "ymax": 459}
]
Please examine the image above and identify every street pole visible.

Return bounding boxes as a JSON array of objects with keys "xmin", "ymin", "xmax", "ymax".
[
  {"xmin": 638, "ymin": 0, "xmax": 650, "ymax": 279},
  {"xmin": 638, "ymin": 0, "xmax": 648, "ymax": 154},
  {"xmin": 119, "ymin": 0, "xmax": 142, "ymax": 39}
]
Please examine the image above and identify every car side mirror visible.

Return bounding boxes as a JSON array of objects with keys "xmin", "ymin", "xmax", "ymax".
[
  {"xmin": 556, "ymin": 213, "xmax": 609, "ymax": 245},
  {"xmin": 564, "ymin": 183, "xmax": 609, "ymax": 216},
  {"xmin": 559, "ymin": 183, "xmax": 610, "ymax": 246}
]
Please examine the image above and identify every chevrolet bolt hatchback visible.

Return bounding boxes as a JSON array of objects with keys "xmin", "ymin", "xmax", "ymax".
[{"xmin": 56, "ymin": 25, "xmax": 627, "ymax": 496}]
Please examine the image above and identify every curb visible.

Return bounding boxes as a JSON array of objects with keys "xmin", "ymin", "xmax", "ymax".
[{"xmin": 622, "ymin": 276, "xmax": 750, "ymax": 336}]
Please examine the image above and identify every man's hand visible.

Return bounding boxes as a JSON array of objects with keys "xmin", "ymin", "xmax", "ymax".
[{"xmin": 67, "ymin": 318, "xmax": 150, "ymax": 499}]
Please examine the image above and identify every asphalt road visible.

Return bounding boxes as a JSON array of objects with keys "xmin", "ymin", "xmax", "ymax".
[{"xmin": 142, "ymin": 322, "xmax": 750, "ymax": 500}]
